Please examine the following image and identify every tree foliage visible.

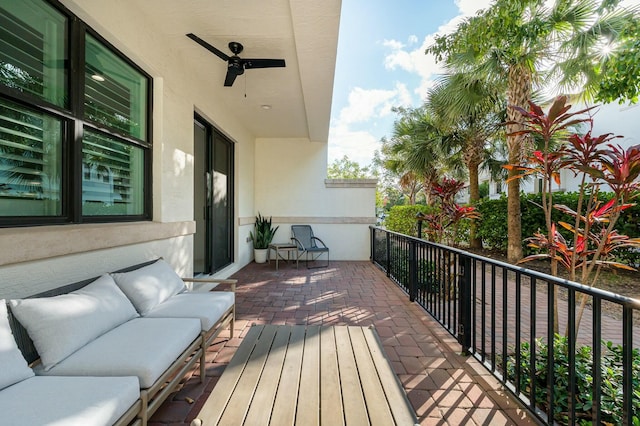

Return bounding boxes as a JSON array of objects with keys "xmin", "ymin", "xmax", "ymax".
[
  {"xmin": 377, "ymin": 106, "xmax": 464, "ymax": 205},
  {"xmin": 596, "ymin": 21, "xmax": 640, "ymax": 104},
  {"xmin": 327, "ymin": 155, "xmax": 372, "ymax": 179}
]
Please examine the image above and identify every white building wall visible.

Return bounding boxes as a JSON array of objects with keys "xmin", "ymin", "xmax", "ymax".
[{"xmin": 254, "ymin": 138, "xmax": 376, "ymax": 260}]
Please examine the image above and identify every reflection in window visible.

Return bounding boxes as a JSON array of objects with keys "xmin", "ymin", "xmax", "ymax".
[
  {"xmin": 0, "ymin": 0, "xmax": 67, "ymax": 107},
  {"xmin": 0, "ymin": 97, "xmax": 62, "ymax": 216},
  {"xmin": 82, "ymin": 129, "xmax": 144, "ymax": 216},
  {"xmin": 84, "ymin": 35, "xmax": 147, "ymax": 141}
]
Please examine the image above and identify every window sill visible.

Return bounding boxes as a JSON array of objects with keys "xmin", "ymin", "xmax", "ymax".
[{"xmin": 0, "ymin": 221, "xmax": 195, "ymax": 267}]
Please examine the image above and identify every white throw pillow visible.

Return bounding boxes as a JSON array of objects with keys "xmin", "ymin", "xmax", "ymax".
[
  {"xmin": 111, "ymin": 259, "xmax": 186, "ymax": 315},
  {"xmin": 0, "ymin": 300, "xmax": 34, "ymax": 390},
  {"xmin": 9, "ymin": 274, "xmax": 139, "ymax": 371}
]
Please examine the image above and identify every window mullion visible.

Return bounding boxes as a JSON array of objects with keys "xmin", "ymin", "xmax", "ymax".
[{"xmin": 68, "ymin": 18, "xmax": 84, "ymax": 223}]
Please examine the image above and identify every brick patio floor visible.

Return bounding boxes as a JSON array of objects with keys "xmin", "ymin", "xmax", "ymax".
[{"xmin": 149, "ymin": 261, "xmax": 537, "ymax": 426}]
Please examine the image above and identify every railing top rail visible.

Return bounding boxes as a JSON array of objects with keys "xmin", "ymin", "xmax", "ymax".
[{"xmin": 370, "ymin": 226, "xmax": 640, "ymax": 308}]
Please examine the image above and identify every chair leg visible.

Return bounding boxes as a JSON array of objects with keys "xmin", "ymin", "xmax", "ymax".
[{"xmin": 306, "ymin": 251, "xmax": 329, "ymax": 269}]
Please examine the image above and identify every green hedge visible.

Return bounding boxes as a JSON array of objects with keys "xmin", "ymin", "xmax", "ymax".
[
  {"xmin": 384, "ymin": 204, "xmax": 437, "ymax": 236},
  {"xmin": 476, "ymin": 193, "xmax": 640, "ymax": 263}
]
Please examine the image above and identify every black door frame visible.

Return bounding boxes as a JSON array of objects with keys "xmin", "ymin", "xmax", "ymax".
[{"xmin": 193, "ymin": 113, "xmax": 234, "ymax": 274}]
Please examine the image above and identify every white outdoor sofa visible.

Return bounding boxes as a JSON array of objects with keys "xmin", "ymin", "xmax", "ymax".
[{"xmin": 3, "ymin": 259, "xmax": 235, "ymax": 426}]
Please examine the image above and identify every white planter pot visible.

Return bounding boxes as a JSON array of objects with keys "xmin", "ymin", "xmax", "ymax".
[{"xmin": 254, "ymin": 248, "xmax": 268, "ymax": 264}]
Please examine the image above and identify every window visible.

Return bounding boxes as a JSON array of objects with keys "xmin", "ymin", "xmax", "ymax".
[
  {"xmin": 84, "ymin": 34, "xmax": 147, "ymax": 141},
  {"xmin": 0, "ymin": 97, "xmax": 62, "ymax": 216},
  {"xmin": 0, "ymin": 0, "xmax": 151, "ymax": 226},
  {"xmin": 536, "ymin": 178, "xmax": 543, "ymax": 194},
  {"xmin": 0, "ymin": 0, "xmax": 67, "ymax": 107}
]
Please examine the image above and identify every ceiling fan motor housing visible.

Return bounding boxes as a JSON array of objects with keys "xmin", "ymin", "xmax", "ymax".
[{"xmin": 228, "ymin": 57, "xmax": 245, "ymax": 75}]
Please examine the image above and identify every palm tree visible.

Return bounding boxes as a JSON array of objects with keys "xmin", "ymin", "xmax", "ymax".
[
  {"xmin": 428, "ymin": 0, "xmax": 638, "ymax": 262},
  {"xmin": 382, "ymin": 106, "xmax": 463, "ymax": 205},
  {"xmin": 426, "ymin": 72, "xmax": 506, "ymax": 248}
]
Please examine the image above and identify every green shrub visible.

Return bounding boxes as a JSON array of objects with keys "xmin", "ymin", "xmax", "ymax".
[
  {"xmin": 506, "ymin": 335, "xmax": 640, "ymax": 425},
  {"xmin": 476, "ymin": 196, "xmax": 509, "ymax": 251},
  {"xmin": 476, "ymin": 192, "xmax": 640, "ymax": 263},
  {"xmin": 384, "ymin": 204, "xmax": 437, "ymax": 236}
]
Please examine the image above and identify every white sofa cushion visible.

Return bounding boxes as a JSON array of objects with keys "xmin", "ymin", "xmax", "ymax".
[
  {"xmin": 111, "ymin": 259, "xmax": 186, "ymax": 315},
  {"xmin": 37, "ymin": 317, "xmax": 201, "ymax": 388},
  {"xmin": 0, "ymin": 301, "xmax": 34, "ymax": 391},
  {"xmin": 145, "ymin": 291, "xmax": 234, "ymax": 331},
  {"xmin": 9, "ymin": 275, "xmax": 139, "ymax": 371},
  {"xmin": 0, "ymin": 375, "xmax": 139, "ymax": 426}
]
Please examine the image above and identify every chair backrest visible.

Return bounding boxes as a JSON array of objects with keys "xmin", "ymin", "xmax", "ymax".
[{"xmin": 291, "ymin": 225, "xmax": 316, "ymax": 249}]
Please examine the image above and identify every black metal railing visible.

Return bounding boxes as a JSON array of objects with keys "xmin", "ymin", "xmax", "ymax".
[{"xmin": 370, "ymin": 226, "xmax": 640, "ymax": 426}]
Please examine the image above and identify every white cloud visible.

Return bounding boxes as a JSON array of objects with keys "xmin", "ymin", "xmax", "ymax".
[
  {"xmin": 382, "ymin": 0, "xmax": 494, "ymax": 101},
  {"xmin": 328, "ymin": 124, "xmax": 380, "ymax": 165},
  {"xmin": 408, "ymin": 35, "xmax": 418, "ymax": 45},
  {"xmin": 337, "ymin": 84, "xmax": 412, "ymax": 126},
  {"xmin": 329, "ymin": 83, "xmax": 413, "ymax": 166},
  {"xmin": 454, "ymin": 0, "xmax": 491, "ymax": 16},
  {"xmin": 382, "ymin": 39, "xmax": 404, "ymax": 50},
  {"xmin": 338, "ymin": 87, "xmax": 396, "ymax": 124}
]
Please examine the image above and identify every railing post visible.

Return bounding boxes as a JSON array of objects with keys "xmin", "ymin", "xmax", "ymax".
[
  {"xmin": 385, "ymin": 232, "xmax": 391, "ymax": 277},
  {"xmin": 369, "ymin": 226, "xmax": 374, "ymax": 262},
  {"xmin": 409, "ymin": 239, "xmax": 417, "ymax": 302},
  {"xmin": 457, "ymin": 253, "xmax": 472, "ymax": 354},
  {"xmin": 416, "ymin": 212, "xmax": 425, "ymax": 239}
]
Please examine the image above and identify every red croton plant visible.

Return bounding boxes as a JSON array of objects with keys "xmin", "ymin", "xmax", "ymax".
[
  {"xmin": 506, "ymin": 96, "xmax": 640, "ymax": 334},
  {"xmin": 417, "ymin": 177, "xmax": 480, "ymax": 246}
]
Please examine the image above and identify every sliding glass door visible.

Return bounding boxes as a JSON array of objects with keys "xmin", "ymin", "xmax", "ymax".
[{"xmin": 193, "ymin": 115, "xmax": 233, "ymax": 274}]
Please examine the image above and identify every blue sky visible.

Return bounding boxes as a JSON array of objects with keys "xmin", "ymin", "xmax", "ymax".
[
  {"xmin": 327, "ymin": 0, "xmax": 640, "ymax": 167},
  {"xmin": 328, "ymin": 0, "xmax": 492, "ymax": 166}
]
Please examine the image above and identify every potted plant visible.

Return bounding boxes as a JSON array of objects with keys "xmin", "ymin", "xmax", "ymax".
[{"xmin": 250, "ymin": 213, "xmax": 279, "ymax": 263}]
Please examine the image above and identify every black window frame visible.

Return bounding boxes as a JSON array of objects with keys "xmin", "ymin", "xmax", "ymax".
[{"xmin": 0, "ymin": 0, "xmax": 152, "ymax": 227}]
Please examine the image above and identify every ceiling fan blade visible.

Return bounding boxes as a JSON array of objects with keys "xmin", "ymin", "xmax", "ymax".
[
  {"xmin": 224, "ymin": 70, "xmax": 238, "ymax": 87},
  {"xmin": 186, "ymin": 33, "xmax": 229, "ymax": 61},
  {"xmin": 242, "ymin": 58, "xmax": 286, "ymax": 69}
]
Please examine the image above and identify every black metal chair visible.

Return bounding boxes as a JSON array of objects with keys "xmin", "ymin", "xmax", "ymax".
[{"xmin": 291, "ymin": 225, "xmax": 329, "ymax": 268}]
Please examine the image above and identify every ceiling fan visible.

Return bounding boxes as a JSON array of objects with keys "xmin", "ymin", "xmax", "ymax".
[{"xmin": 186, "ymin": 33, "xmax": 286, "ymax": 87}]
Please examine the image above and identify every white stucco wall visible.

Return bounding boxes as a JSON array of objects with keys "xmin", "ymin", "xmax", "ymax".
[{"xmin": 253, "ymin": 138, "xmax": 376, "ymax": 260}]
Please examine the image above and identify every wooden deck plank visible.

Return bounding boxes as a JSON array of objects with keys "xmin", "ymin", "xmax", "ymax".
[
  {"xmin": 191, "ymin": 325, "xmax": 264, "ymax": 425},
  {"xmin": 243, "ymin": 326, "xmax": 293, "ymax": 426},
  {"xmin": 334, "ymin": 326, "xmax": 369, "ymax": 426},
  {"xmin": 348, "ymin": 326, "xmax": 395, "ymax": 426},
  {"xmin": 193, "ymin": 325, "xmax": 416, "ymax": 426},
  {"xmin": 320, "ymin": 326, "xmax": 344, "ymax": 426},
  {"xmin": 269, "ymin": 325, "xmax": 306, "ymax": 426},
  {"xmin": 295, "ymin": 325, "xmax": 320, "ymax": 426},
  {"xmin": 363, "ymin": 326, "xmax": 418, "ymax": 426},
  {"xmin": 218, "ymin": 324, "xmax": 278, "ymax": 425}
]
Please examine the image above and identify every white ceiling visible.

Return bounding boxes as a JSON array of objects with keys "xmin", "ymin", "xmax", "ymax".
[{"xmin": 129, "ymin": 0, "xmax": 342, "ymax": 142}]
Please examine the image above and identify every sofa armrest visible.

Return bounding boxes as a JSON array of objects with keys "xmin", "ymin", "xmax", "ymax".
[{"xmin": 182, "ymin": 278, "xmax": 236, "ymax": 292}]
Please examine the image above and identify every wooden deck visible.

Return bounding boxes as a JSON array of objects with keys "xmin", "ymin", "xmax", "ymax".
[{"xmin": 191, "ymin": 324, "xmax": 418, "ymax": 426}]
